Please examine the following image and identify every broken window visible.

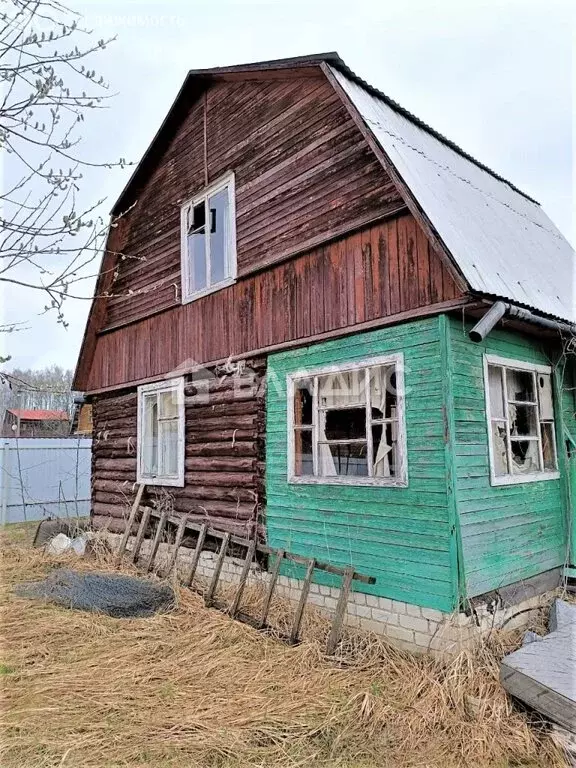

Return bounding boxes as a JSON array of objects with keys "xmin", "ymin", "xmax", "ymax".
[
  {"xmin": 291, "ymin": 358, "xmax": 406, "ymax": 484},
  {"xmin": 485, "ymin": 358, "xmax": 557, "ymax": 483},
  {"xmin": 181, "ymin": 173, "xmax": 236, "ymax": 302},
  {"xmin": 138, "ymin": 378, "xmax": 185, "ymax": 486}
]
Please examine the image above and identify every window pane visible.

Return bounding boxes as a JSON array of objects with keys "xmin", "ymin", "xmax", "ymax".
[
  {"xmin": 509, "ymin": 404, "xmax": 538, "ymax": 436},
  {"xmin": 507, "ymin": 369, "xmax": 536, "ymax": 403},
  {"xmin": 324, "ymin": 408, "xmax": 366, "ymax": 441},
  {"xmin": 373, "ymin": 422, "xmax": 398, "ymax": 477},
  {"xmin": 487, "ymin": 365, "xmax": 505, "ymax": 419},
  {"xmin": 142, "ymin": 395, "xmax": 158, "ymax": 475},
  {"xmin": 319, "ymin": 370, "xmax": 364, "ymax": 408},
  {"xmin": 188, "ymin": 230, "xmax": 207, "ymax": 293},
  {"xmin": 491, "ymin": 422, "xmax": 509, "ymax": 476},
  {"xmin": 209, "ymin": 188, "xmax": 230, "ymax": 285},
  {"xmin": 294, "ymin": 428, "xmax": 313, "ymax": 476},
  {"xmin": 537, "ymin": 373, "xmax": 554, "ymax": 420},
  {"xmin": 294, "ymin": 379, "xmax": 313, "ymax": 426},
  {"xmin": 189, "ymin": 201, "xmax": 205, "ymax": 231},
  {"xmin": 370, "ymin": 365, "xmax": 396, "ymax": 420},
  {"xmin": 159, "ymin": 388, "xmax": 179, "ymax": 419},
  {"xmin": 510, "ymin": 439, "xmax": 541, "ymax": 474},
  {"xmin": 323, "ymin": 442, "xmax": 368, "ymax": 477},
  {"xmin": 541, "ymin": 422, "xmax": 557, "ymax": 470},
  {"xmin": 159, "ymin": 420, "xmax": 179, "ymax": 476}
]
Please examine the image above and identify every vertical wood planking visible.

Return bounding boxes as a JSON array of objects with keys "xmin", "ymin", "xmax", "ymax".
[
  {"xmin": 145, "ymin": 510, "xmax": 168, "ymax": 572},
  {"xmin": 166, "ymin": 515, "xmax": 189, "ymax": 576},
  {"xmin": 131, "ymin": 506, "xmax": 151, "ymax": 563},
  {"xmin": 229, "ymin": 538, "xmax": 257, "ymax": 617},
  {"xmin": 115, "ymin": 483, "xmax": 145, "ymax": 565}
]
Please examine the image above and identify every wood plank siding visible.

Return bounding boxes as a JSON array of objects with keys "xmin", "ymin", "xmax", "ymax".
[
  {"xmin": 447, "ymin": 318, "xmax": 567, "ymax": 597},
  {"xmin": 103, "ymin": 73, "xmax": 402, "ymax": 330},
  {"xmin": 91, "ymin": 359, "xmax": 266, "ymax": 539},
  {"xmin": 265, "ymin": 316, "xmax": 459, "ymax": 613},
  {"xmin": 85, "ymin": 214, "xmax": 463, "ymax": 391}
]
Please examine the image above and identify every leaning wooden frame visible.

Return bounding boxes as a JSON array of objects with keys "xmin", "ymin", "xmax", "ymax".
[{"xmin": 115, "ymin": 486, "xmax": 375, "ymax": 655}]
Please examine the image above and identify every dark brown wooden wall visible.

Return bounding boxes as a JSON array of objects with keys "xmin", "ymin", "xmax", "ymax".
[
  {"xmin": 103, "ymin": 72, "xmax": 401, "ymax": 330},
  {"xmin": 86, "ymin": 214, "xmax": 464, "ymax": 391},
  {"xmin": 91, "ymin": 359, "xmax": 266, "ymax": 539}
]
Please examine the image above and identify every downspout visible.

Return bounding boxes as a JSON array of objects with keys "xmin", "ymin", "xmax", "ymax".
[{"xmin": 469, "ymin": 300, "xmax": 576, "ymax": 342}]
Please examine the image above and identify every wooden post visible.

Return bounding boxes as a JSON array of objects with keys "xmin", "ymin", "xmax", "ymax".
[
  {"xmin": 290, "ymin": 558, "xmax": 315, "ymax": 644},
  {"xmin": 166, "ymin": 515, "xmax": 189, "ymax": 576},
  {"xmin": 115, "ymin": 484, "xmax": 145, "ymax": 565},
  {"xmin": 205, "ymin": 532, "xmax": 230, "ymax": 605},
  {"xmin": 259, "ymin": 549, "xmax": 284, "ymax": 628},
  {"xmin": 185, "ymin": 523, "xmax": 208, "ymax": 587},
  {"xmin": 145, "ymin": 510, "xmax": 167, "ymax": 572},
  {"xmin": 131, "ymin": 506, "xmax": 151, "ymax": 563},
  {"xmin": 229, "ymin": 538, "xmax": 257, "ymax": 617},
  {"xmin": 325, "ymin": 567, "xmax": 354, "ymax": 655}
]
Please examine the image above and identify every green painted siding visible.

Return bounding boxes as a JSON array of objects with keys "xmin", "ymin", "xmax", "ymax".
[
  {"xmin": 447, "ymin": 317, "xmax": 567, "ymax": 597},
  {"xmin": 265, "ymin": 317, "xmax": 458, "ymax": 612}
]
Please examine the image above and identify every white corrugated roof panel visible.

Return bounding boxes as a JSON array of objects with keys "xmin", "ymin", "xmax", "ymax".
[{"xmin": 331, "ymin": 67, "xmax": 575, "ymax": 323}]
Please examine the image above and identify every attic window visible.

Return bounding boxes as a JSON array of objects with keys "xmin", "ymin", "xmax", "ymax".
[
  {"xmin": 484, "ymin": 355, "xmax": 559, "ymax": 486},
  {"xmin": 289, "ymin": 355, "xmax": 407, "ymax": 486},
  {"xmin": 180, "ymin": 173, "xmax": 236, "ymax": 302}
]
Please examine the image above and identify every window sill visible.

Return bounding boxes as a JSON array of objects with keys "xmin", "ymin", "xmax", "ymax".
[
  {"xmin": 136, "ymin": 475, "xmax": 185, "ymax": 488},
  {"xmin": 288, "ymin": 475, "xmax": 408, "ymax": 488},
  {"xmin": 490, "ymin": 470, "xmax": 560, "ymax": 487},
  {"xmin": 182, "ymin": 277, "xmax": 236, "ymax": 305}
]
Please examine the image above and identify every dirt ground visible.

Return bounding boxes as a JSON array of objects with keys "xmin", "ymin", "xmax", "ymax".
[{"xmin": 0, "ymin": 522, "xmax": 570, "ymax": 767}]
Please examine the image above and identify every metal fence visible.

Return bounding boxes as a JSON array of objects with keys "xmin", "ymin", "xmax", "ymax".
[{"xmin": 0, "ymin": 438, "xmax": 91, "ymax": 524}]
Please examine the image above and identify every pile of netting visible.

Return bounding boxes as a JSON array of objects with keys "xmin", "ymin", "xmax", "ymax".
[{"xmin": 15, "ymin": 568, "xmax": 175, "ymax": 618}]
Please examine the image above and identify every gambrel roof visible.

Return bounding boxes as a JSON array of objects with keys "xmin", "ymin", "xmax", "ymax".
[{"xmin": 329, "ymin": 64, "xmax": 575, "ymax": 322}]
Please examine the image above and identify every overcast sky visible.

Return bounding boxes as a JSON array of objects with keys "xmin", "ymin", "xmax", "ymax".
[{"xmin": 2, "ymin": 0, "xmax": 574, "ymax": 374}]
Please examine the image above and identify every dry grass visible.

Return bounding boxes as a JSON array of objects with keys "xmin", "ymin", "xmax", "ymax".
[{"xmin": 0, "ymin": 525, "xmax": 569, "ymax": 768}]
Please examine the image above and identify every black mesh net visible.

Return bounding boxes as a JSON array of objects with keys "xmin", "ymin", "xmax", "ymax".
[{"xmin": 15, "ymin": 569, "xmax": 176, "ymax": 618}]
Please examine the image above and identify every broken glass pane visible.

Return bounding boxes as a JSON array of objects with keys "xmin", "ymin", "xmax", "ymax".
[
  {"xmin": 507, "ymin": 369, "xmax": 536, "ymax": 403},
  {"xmin": 537, "ymin": 373, "xmax": 554, "ymax": 420},
  {"xmin": 369, "ymin": 365, "xmax": 396, "ymax": 420},
  {"xmin": 487, "ymin": 365, "xmax": 505, "ymax": 419},
  {"xmin": 294, "ymin": 379, "xmax": 313, "ymax": 426},
  {"xmin": 209, "ymin": 188, "xmax": 229, "ymax": 285},
  {"xmin": 541, "ymin": 422, "xmax": 557, "ymax": 470},
  {"xmin": 373, "ymin": 422, "xmax": 397, "ymax": 477},
  {"xmin": 319, "ymin": 370, "xmax": 364, "ymax": 408},
  {"xmin": 324, "ymin": 408, "xmax": 366, "ymax": 441},
  {"xmin": 491, "ymin": 421, "xmax": 509, "ymax": 476},
  {"xmin": 294, "ymin": 429, "xmax": 313, "ymax": 476},
  {"xmin": 509, "ymin": 404, "xmax": 538, "ymax": 436},
  {"xmin": 324, "ymin": 442, "xmax": 368, "ymax": 477},
  {"xmin": 510, "ymin": 439, "xmax": 541, "ymax": 474}
]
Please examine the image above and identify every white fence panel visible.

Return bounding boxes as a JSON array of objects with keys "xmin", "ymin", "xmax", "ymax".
[{"xmin": 0, "ymin": 438, "xmax": 91, "ymax": 524}]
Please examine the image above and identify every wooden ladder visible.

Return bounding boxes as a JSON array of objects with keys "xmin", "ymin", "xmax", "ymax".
[{"xmin": 116, "ymin": 489, "xmax": 375, "ymax": 655}]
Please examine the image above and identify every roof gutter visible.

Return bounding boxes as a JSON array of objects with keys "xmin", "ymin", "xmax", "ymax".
[{"xmin": 469, "ymin": 300, "xmax": 576, "ymax": 342}]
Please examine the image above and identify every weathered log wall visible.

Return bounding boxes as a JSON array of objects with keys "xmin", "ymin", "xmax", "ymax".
[{"xmin": 91, "ymin": 358, "xmax": 266, "ymax": 540}]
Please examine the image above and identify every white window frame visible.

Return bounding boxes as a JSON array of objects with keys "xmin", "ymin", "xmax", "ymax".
[
  {"xmin": 483, "ymin": 354, "xmax": 559, "ymax": 487},
  {"xmin": 137, "ymin": 377, "xmax": 185, "ymax": 487},
  {"xmin": 180, "ymin": 171, "xmax": 237, "ymax": 304},
  {"xmin": 287, "ymin": 353, "xmax": 408, "ymax": 487}
]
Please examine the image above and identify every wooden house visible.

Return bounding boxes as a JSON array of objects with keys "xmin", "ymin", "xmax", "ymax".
[
  {"xmin": 74, "ymin": 53, "xmax": 576, "ymax": 652},
  {"xmin": 2, "ymin": 409, "xmax": 70, "ymax": 438}
]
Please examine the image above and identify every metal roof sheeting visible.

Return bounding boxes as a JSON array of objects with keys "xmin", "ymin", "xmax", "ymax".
[{"xmin": 331, "ymin": 66, "xmax": 575, "ymax": 323}]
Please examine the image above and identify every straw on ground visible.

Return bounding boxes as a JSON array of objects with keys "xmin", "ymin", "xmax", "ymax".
[{"xmin": 0, "ymin": 524, "xmax": 569, "ymax": 767}]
